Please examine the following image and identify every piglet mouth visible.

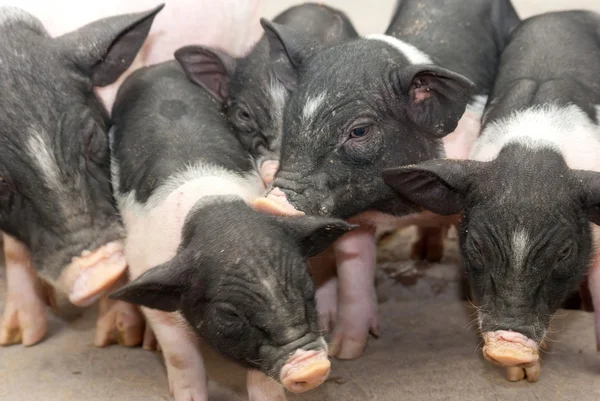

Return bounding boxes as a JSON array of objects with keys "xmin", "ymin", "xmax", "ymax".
[
  {"xmin": 56, "ymin": 241, "xmax": 128, "ymax": 307},
  {"xmin": 482, "ymin": 330, "xmax": 539, "ymax": 367},
  {"xmin": 254, "ymin": 188, "xmax": 305, "ymax": 216},
  {"xmin": 280, "ymin": 349, "xmax": 330, "ymax": 393}
]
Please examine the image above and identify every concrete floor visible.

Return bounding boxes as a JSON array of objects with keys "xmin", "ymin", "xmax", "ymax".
[
  {"xmin": 2, "ymin": 228, "xmax": 599, "ymax": 401},
  {"xmin": 2, "ymin": 0, "xmax": 600, "ymax": 400}
]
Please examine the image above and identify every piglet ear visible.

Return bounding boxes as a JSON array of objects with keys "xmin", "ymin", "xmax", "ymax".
[
  {"xmin": 109, "ymin": 255, "xmax": 190, "ymax": 312},
  {"xmin": 399, "ymin": 65, "xmax": 475, "ymax": 138},
  {"xmin": 260, "ymin": 18, "xmax": 321, "ymax": 92},
  {"xmin": 277, "ymin": 216, "xmax": 358, "ymax": 257},
  {"xmin": 174, "ymin": 45, "xmax": 236, "ymax": 104},
  {"xmin": 573, "ymin": 170, "xmax": 600, "ymax": 225},
  {"xmin": 57, "ymin": 4, "xmax": 164, "ymax": 87},
  {"xmin": 320, "ymin": 14, "xmax": 359, "ymax": 45},
  {"xmin": 382, "ymin": 159, "xmax": 482, "ymax": 215}
]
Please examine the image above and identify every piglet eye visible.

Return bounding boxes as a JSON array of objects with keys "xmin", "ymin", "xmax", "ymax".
[
  {"xmin": 236, "ymin": 107, "xmax": 251, "ymax": 122},
  {"xmin": 350, "ymin": 125, "xmax": 371, "ymax": 138},
  {"xmin": 557, "ymin": 242, "xmax": 573, "ymax": 262}
]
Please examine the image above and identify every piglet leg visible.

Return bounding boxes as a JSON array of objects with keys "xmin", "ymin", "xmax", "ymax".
[
  {"xmin": 410, "ymin": 226, "xmax": 447, "ymax": 263},
  {"xmin": 144, "ymin": 308, "xmax": 209, "ymax": 401},
  {"xmin": 247, "ymin": 370, "xmax": 287, "ymax": 401},
  {"xmin": 94, "ymin": 277, "xmax": 152, "ymax": 348},
  {"xmin": 588, "ymin": 227, "xmax": 600, "ymax": 351},
  {"xmin": 0, "ymin": 234, "xmax": 48, "ymax": 346},
  {"xmin": 329, "ymin": 227, "xmax": 379, "ymax": 359}
]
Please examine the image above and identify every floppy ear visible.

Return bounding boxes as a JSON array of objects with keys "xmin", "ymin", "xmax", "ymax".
[
  {"xmin": 382, "ymin": 159, "xmax": 483, "ymax": 215},
  {"xmin": 174, "ymin": 45, "xmax": 236, "ymax": 104},
  {"xmin": 275, "ymin": 215, "xmax": 357, "ymax": 257},
  {"xmin": 57, "ymin": 4, "xmax": 164, "ymax": 87},
  {"xmin": 398, "ymin": 65, "xmax": 475, "ymax": 138},
  {"xmin": 109, "ymin": 253, "xmax": 191, "ymax": 312},
  {"xmin": 573, "ymin": 169, "xmax": 600, "ymax": 225},
  {"xmin": 260, "ymin": 18, "xmax": 322, "ymax": 91}
]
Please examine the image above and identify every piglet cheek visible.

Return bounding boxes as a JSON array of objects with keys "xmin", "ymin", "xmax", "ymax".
[
  {"xmin": 56, "ymin": 241, "xmax": 128, "ymax": 307},
  {"xmin": 279, "ymin": 349, "xmax": 330, "ymax": 393},
  {"xmin": 482, "ymin": 330, "xmax": 539, "ymax": 368},
  {"xmin": 253, "ymin": 189, "xmax": 305, "ymax": 216}
]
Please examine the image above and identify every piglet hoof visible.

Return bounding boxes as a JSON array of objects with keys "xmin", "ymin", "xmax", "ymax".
[
  {"xmin": 0, "ymin": 294, "xmax": 48, "ymax": 346},
  {"xmin": 94, "ymin": 297, "xmax": 145, "ymax": 348},
  {"xmin": 410, "ymin": 226, "xmax": 446, "ymax": 263},
  {"xmin": 505, "ymin": 362, "xmax": 541, "ymax": 383},
  {"xmin": 328, "ymin": 295, "xmax": 380, "ymax": 360}
]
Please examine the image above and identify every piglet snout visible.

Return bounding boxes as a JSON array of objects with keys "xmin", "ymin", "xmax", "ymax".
[
  {"xmin": 253, "ymin": 188, "xmax": 305, "ymax": 216},
  {"xmin": 57, "ymin": 241, "xmax": 128, "ymax": 307},
  {"xmin": 259, "ymin": 160, "xmax": 280, "ymax": 187},
  {"xmin": 280, "ymin": 349, "xmax": 330, "ymax": 393},
  {"xmin": 482, "ymin": 330, "xmax": 539, "ymax": 367}
]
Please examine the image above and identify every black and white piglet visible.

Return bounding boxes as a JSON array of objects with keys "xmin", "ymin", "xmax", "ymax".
[
  {"xmin": 0, "ymin": 5, "xmax": 162, "ymax": 346},
  {"xmin": 108, "ymin": 57, "xmax": 355, "ymax": 401},
  {"xmin": 177, "ymin": 2, "xmax": 358, "ymax": 186},
  {"xmin": 385, "ymin": 10, "xmax": 600, "ymax": 383},
  {"xmin": 257, "ymin": 0, "xmax": 519, "ymax": 359}
]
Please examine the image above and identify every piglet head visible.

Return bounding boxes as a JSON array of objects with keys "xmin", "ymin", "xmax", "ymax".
[
  {"xmin": 175, "ymin": 5, "xmax": 359, "ymax": 188},
  {"xmin": 110, "ymin": 198, "xmax": 356, "ymax": 393},
  {"xmin": 257, "ymin": 19, "xmax": 474, "ymax": 218},
  {"xmin": 383, "ymin": 145, "xmax": 600, "ymax": 371},
  {"xmin": 0, "ymin": 5, "xmax": 163, "ymax": 306}
]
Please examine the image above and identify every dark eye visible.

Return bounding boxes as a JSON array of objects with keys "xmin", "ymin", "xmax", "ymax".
[
  {"xmin": 236, "ymin": 107, "xmax": 251, "ymax": 122},
  {"xmin": 350, "ymin": 125, "xmax": 371, "ymax": 138},
  {"xmin": 557, "ymin": 242, "xmax": 573, "ymax": 262}
]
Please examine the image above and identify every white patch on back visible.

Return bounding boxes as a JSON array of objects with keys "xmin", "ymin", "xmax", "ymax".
[
  {"xmin": 119, "ymin": 162, "xmax": 264, "ymax": 280},
  {"xmin": 302, "ymin": 91, "xmax": 327, "ymax": 122},
  {"xmin": 595, "ymin": 105, "xmax": 600, "ymax": 125},
  {"xmin": 26, "ymin": 130, "xmax": 62, "ymax": 190},
  {"xmin": 364, "ymin": 34, "xmax": 433, "ymax": 65},
  {"xmin": 512, "ymin": 229, "xmax": 529, "ymax": 271},
  {"xmin": 470, "ymin": 104, "xmax": 600, "ymax": 172}
]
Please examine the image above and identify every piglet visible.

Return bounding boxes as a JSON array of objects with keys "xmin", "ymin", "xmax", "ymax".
[
  {"xmin": 256, "ymin": 0, "xmax": 519, "ymax": 359},
  {"xmin": 0, "ymin": 5, "xmax": 163, "ymax": 346},
  {"xmin": 108, "ymin": 55, "xmax": 355, "ymax": 401},
  {"xmin": 384, "ymin": 10, "xmax": 600, "ymax": 382},
  {"xmin": 179, "ymin": 2, "xmax": 358, "ymax": 187}
]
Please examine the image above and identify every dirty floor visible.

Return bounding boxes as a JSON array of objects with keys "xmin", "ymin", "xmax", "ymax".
[{"xmin": 1, "ymin": 226, "xmax": 599, "ymax": 401}]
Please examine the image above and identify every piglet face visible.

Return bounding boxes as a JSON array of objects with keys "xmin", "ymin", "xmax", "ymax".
[
  {"xmin": 111, "ymin": 199, "xmax": 356, "ymax": 393},
  {"xmin": 0, "ymin": 5, "xmax": 163, "ymax": 305},
  {"xmin": 383, "ymin": 145, "xmax": 600, "ymax": 368},
  {"xmin": 175, "ymin": 3, "xmax": 359, "ymax": 187},
  {"xmin": 257, "ymin": 21, "xmax": 474, "ymax": 218}
]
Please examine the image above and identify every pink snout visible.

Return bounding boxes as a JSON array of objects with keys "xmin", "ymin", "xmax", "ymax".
[
  {"xmin": 56, "ymin": 241, "xmax": 128, "ymax": 307},
  {"xmin": 280, "ymin": 349, "xmax": 330, "ymax": 393},
  {"xmin": 254, "ymin": 187, "xmax": 305, "ymax": 216},
  {"xmin": 482, "ymin": 330, "xmax": 539, "ymax": 367},
  {"xmin": 259, "ymin": 160, "xmax": 280, "ymax": 187}
]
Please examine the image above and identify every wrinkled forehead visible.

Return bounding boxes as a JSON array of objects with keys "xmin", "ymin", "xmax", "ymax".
[{"xmin": 298, "ymin": 39, "xmax": 412, "ymax": 96}]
